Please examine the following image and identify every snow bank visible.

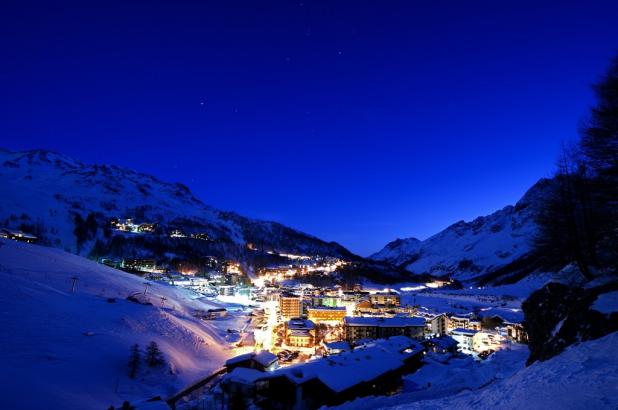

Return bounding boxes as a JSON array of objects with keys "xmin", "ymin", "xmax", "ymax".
[
  {"xmin": 591, "ymin": 291, "xmax": 618, "ymax": 315},
  {"xmin": 0, "ymin": 239, "xmax": 242, "ymax": 410},
  {"xmin": 332, "ymin": 331, "xmax": 618, "ymax": 410}
]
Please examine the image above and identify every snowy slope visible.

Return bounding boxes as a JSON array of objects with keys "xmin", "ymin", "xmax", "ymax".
[
  {"xmin": 371, "ymin": 179, "xmax": 554, "ymax": 283},
  {"xmin": 0, "ymin": 238, "xmax": 246, "ymax": 409},
  {"xmin": 0, "ymin": 148, "xmax": 354, "ymax": 261},
  {"xmin": 335, "ymin": 331, "xmax": 618, "ymax": 410}
]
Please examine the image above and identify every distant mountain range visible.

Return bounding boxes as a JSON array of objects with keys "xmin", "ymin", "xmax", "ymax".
[
  {"xmin": 371, "ymin": 179, "xmax": 555, "ymax": 285},
  {"xmin": 1, "ymin": 148, "xmax": 558, "ymax": 286},
  {"xmin": 0, "ymin": 148, "xmax": 357, "ymax": 274}
]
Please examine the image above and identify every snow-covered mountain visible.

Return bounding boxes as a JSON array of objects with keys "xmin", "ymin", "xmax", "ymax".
[
  {"xmin": 0, "ymin": 148, "xmax": 355, "ymax": 268},
  {"xmin": 0, "ymin": 238, "xmax": 241, "ymax": 410},
  {"xmin": 371, "ymin": 179, "xmax": 554, "ymax": 284}
]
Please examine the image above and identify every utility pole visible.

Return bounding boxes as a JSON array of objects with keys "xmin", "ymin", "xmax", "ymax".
[{"xmin": 70, "ymin": 276, "xmax": 79, "ymax": 293}]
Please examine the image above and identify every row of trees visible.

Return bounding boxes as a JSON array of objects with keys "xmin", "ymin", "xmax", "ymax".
[{"xmin": 534, "ymin": 53, "xmax": 618, "ymax": 279}]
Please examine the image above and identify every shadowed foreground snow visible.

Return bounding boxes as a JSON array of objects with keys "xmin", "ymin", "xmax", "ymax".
[
  {"xmin": 0, "ymin": 239, "xmax": 243, "ymax": 409},
  {"xmin": 333, "ymin": 331, "xmax": 618, "ymax": 410}
]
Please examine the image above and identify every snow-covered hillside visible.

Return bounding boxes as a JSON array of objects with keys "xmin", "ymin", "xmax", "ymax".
[
  {"xmin": 0, "ymin": 148, "xmax": 354, "ymax": 264},
  {"xmin": 0, "ymin": 239, "xmax": 246, "ymax": 409},
  {"xmin": 371, "ymin": 179, "xmax": 554, "ymax": 284},
  {"xmin": 336, "ymin": 331, "xmax": 618, "ymax": 410}
]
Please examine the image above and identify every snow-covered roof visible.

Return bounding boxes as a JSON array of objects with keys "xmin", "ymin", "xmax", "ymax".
[
  {"xmin": 225, "ymin": 350, "xmax": 277, "ymax": 367},
  {"xmin": 324, "ymin": 340, "xmax": 351, "ymax": 351},
  {"xmin": 451, "ymin": 328, "xmax": 478, "ymax": 336},
  {"xmin": 254, "ymin": 350, "xmax": 278, "ymax": 367},
  {"xmin": 426, "ymin": 335, "xmax": 458, "ymax": 349},
  {"xmin": 344, "ymin": 316, "xmax": 426, "ymax": 327},
  {"xmin": 225, "ymin": 352, "xmax": 255, "ymax": 366},
  {"xmin": 261, "ymin": 338, "xmax": 424, "ymax": 393},
  {"xmin": 224, "ymin": 367, "xmax": 266, "ymax": 385},
  {"xmin": 288, "ymin": 318, "xmax": 315, "ymax": 329}
]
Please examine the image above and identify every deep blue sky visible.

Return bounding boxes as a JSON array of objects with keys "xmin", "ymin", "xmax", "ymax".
[{"xmin": 1, "ymin": 1, "xmax": 617, "ymax": 255}]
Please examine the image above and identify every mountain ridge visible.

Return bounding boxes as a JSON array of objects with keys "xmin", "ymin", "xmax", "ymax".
[
  {"xmin": 370, "ymin": 178, "xmax": 555, "ymax": 284},
  {"xmin": 0, "ymin": 147, "xmax": 358, "ymax": 273}
]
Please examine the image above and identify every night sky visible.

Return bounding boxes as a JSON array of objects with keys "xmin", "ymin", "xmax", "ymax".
[{"xmin": 1, "ymin": 1, "xmax": 617, "ymax": 256}]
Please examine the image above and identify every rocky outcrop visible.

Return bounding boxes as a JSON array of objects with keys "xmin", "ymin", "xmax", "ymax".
[{"xmin": 522, "ymin": 279, "xmax": 618, "ymax": 365}]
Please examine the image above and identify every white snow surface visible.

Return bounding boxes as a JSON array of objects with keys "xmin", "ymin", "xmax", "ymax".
[
  {"xmin": 0, "ymin": 148, "xmax": 344, "ymax": 259},
  {"xmin": 332, "ymin": 331, "xmax": 618, "ymax": 410},
  {"xmin": 591, "ymin": 291, "xmax": 618, "ymax": 315},
  {"xmin": 0, "ymin": 239, "xmax": 246, "ymax": 409},
  {"xmin": 370, "ymin": 179, "xmax": 554, "ymax": 282}
]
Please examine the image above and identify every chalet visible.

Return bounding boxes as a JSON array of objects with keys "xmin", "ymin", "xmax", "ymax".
[
  {"xmin": 224, "ymin": 350, "xmax": 279, "ymax": 373},
  {"xmin": 422, "ymin": 335, "xmax": 458, "ymax": 355},
  {"xmin": 505, "ymin": 322, "xmax": 528, "ymax": 343}
]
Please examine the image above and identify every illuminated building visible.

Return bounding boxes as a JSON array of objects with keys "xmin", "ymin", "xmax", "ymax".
[
  {"xmin": 307, "ymin": 306, "xmax": 347, "ymax": 323},
  {"xmin": 279, "ymin": 294, "xmax": 302, "ymax": 319},
  {"xmin": 505, "ymin": 322, "xmax": 528, "ymax": 343},
  {"xmin": 0, "ymin": 228, "xmax": 37, "ymax": 243},
  {"xmin": 344, "ymin": 316, "xmax": 426, "ymax": 342},
  {"xmin": 450, "ymin": 328, "xmax": 477, "ymax": 354},
  {"xmin": 285, "ymin": 318, "xmax": 316, "ymax": 348},
  {"xmin": 370, "ymin": 291, "xmax": 401, "ymax": 307}
]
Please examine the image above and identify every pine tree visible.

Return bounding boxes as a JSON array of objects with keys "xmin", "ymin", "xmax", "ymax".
[
  {"xmin": 581, "ymin": 53, "xmax": 618, "ymax": 175},
  {"xmin": 580, "ymin": 52, "xmax": 618, "ymax": 269},
  {"xmin": 120, "ymin": 402, "xmax": 135, "ymax": 410},
  {"xmin": 145, "ymin": 341, "xmax": 165, "ymax": 367},
  {"xmin": 534, "ymin": 52, "xmax": 618, "ymax": 277},
  {"xmin": 127, "ymin": 344, "xmax": 141, "ymax": 378}
]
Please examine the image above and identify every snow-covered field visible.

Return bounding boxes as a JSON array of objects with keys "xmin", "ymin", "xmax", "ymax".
[
  {"xmin": 333, "ymin": 331, "xmax": 618, "ymax": 410},
  {"xmin": 396, "ymin": 274, "xmax": 550, "ymax": 322},
  {"xmin": 0, "ymin": 239, "xmax": 249, "ymax": 409}
]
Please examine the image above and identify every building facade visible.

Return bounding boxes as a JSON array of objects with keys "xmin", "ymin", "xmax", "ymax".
[
  {"xmin": 369, "ymin": 292, "xmax": 401, "ymax": 307},
  {"xmin": 430, "ymin": 314, "xmax": 449, "ymax": 336},
  {"xmin": 285, "ymin": 318, "xmax": 316, "ymax": 348},
  {"xmin": 279, "ymin": 294, "xmax": 302, "ymax": 319},
  {"xmin": 307, "ymin": 306, "xmax": 347, "ymax": 323},
  {"xmin": 344, "ymin": 316, "xmax": 426, "ymax": 343}
]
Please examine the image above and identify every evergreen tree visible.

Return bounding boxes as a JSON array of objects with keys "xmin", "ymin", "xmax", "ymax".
[
  {"xmin": 534, "ymin": 52, "xmax": 618, "ymax": 277},
  {"xmin": 127, "ymin": 344, "xmax": 141, "ymax": 378},
  {"xmin": 120, "ymin": 401, "xmax": 135, "ymax": 410},
  {"xmin": 145, "ymin": 341, "xmax": 165, "ymax": 367},
  {"xmin": 580, "ymin": 52, "xmax": 618, "ymax": 269},
  {"xmin": 581, "ymin": 53, "xmax": 618, "ymax": 175}
]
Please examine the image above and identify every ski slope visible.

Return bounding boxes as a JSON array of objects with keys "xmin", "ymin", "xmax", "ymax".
[{"xmin": 0, "ymin": 239, "xmax": 246, "ymax": 409}]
